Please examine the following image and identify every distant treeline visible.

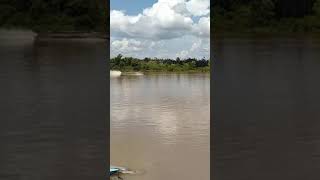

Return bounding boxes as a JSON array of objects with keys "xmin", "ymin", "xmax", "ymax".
[
  {"xmin": 110, "ymin": 55, "xmax": 210, "ymax": 72},
  {"xmin": 213, "ymin": 0, "xmax": 320, "ymax": 33},
  {"xmin": 0, "ymin": 0, "xmax": 107, "ymax": 32}
]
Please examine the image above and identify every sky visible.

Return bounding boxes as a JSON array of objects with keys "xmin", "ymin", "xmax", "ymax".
[{"xmin": 110, "ymin": 0, "xmax": 210, "ymax": 59}]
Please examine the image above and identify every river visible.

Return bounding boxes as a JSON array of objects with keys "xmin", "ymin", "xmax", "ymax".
[
  {"xmin": 111, "ymin": 73, "xmax": 210, "ymax": 180},
  {"xmin": 0, "ymin": 30, "xmax": 107, "ymax": 180},
  {"xmin": 213, "ymin": 36, "xmax": 320, "ymax": 180}
]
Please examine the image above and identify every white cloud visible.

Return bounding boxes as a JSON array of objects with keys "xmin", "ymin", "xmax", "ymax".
[
  {"xmin": 190, "ymin": 40, "xmax": 202, "ymax": 51},
  {"xmin": 192, "ymin": 16, "xmax": 210, "ymax": 38},
  {"xmin": 176, "ymin": 50, "xmax": 189, "ymax": 58},
  {"xmin": 175, "ymin": 38, "xmax": 209, "ymax": 58},
  {"xmin": 111, "ymin": 38, "xmax": 143, "ymax": 52},
  {"xmin": 110, "ymin": 0, "xmax": 210, "ymax": 58},
  {"xmin": 186, "ymin": 0, "xmax": 210, "ymax": 16},
  {"xmin": 111, "ymin": 36, "xmax": 209, "ymax": 59},
  {"xmin": 110, "ymin": 4, "xmax": 193, "ymax": 40}
]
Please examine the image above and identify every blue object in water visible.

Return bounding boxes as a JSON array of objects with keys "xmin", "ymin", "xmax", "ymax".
[
  {"xmin": 110, "ymin": 166, "xmax": 126, "ymax": 176},
  {"xmin": 110, "ymin": 167, "xmax": 120, "ymax": 176}
]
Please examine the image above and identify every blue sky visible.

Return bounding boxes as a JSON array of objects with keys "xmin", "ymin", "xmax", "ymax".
[
  {"xmin": 110, "ymin": 0, "xmax": 210, "ymax": 59},
  {"xmin": 110, "ymin": 0, "xmax": 157, "ymax": 15}
]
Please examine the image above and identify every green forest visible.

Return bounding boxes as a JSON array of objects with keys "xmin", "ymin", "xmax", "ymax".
[
  {"xmin": 110, "ymin": 55, "xmax": 210, "ymax": 73},
  {"xmin": 0, "ymin": 0, "xmax": 107, "ymax": 32},
  {"xmin": 213, "ymin": 0, "xmax": 320, "ymax": 33}
]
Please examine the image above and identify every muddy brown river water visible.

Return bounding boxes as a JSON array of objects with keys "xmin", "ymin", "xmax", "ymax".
[{"xmin": 111, "ymin": 73, "xmax": 210, "ymax": 180}]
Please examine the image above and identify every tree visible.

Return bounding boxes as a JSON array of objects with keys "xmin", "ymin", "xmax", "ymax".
[
  {"xmin": 313, "ymin": 0, "xmax": 320, "ymax": 16},
  {"xmin": 0, "ymin": 0, "xmax": 107, "ymax": 32},
  {"xmin": 251, "ymin": 0, "xmax": 275, "ymax": 25},
  {"xmin": 274, "ymin": 0, "xmax": 316, "ymax": 17}
]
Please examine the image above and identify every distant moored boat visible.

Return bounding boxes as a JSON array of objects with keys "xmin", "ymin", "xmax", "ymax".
[{"xmin": 110, "ymin": 70, "xmax": 121, "ymax": 77}]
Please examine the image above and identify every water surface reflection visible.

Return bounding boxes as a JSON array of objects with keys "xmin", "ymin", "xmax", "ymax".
[
  {"xmin": 0, "ymin": 31, "xmax": 107, "ymax": 180},
  {"xmin": 111, "ymin": 73, "xmax": 210, "ymax": 180},
  {"xmin": 213, "ymin": 36, "xmax": 320, "ymax": 180}
]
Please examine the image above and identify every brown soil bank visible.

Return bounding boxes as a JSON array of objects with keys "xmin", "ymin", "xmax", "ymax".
[{"xmin": 37, "ymin": 31, "xmax": 109, "ymax": 39}]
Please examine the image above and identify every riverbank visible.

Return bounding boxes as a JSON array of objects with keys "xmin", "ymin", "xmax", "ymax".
[
  {"xmin": 0, "ymin": 0, "xmax": 107, "ymax": 34},
  {"xmin": 213, "ymin": 23, "xmax": 320, "ymax": 35},
  {"xmin": 111, "ymin": 69, "xmax": 210, "ymax": 73},
  {"xmin": 213, "ymin": 31, "xmax": 320, "ymax": 38},
  {"xmin": 0, "ymin": 29, "xmax": 108, "ymax": 40},
  {"xmin": 37, "ymin": 31, "xmax": 108, "ymax": 39},
  {"xmin": 213, "ymin": 1, "xmax": 320, "ymax": 34},
  {"xmin": 213, "ymin": 17, "xmax": 320, "ymax": 35},
  {"xmin": 110, "ymin": 55, "xmax": 210, "ymax": 73}
]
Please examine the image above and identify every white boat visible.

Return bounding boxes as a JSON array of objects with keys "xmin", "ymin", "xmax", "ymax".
[{"xmin": 110, "ymin": 70, "xmax": 121, "ymax": 77}]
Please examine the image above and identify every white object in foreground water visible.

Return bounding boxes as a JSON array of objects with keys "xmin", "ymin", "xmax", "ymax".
[
  {"xmin": 110, "ymin": 165, "xmax": 138, "ymax": 176},
  {"xmin": 110, "ymin": 70, "xmax": 121, "ymax": 77}
]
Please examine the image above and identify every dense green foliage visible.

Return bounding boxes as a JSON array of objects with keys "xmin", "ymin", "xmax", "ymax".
[
  {"xmin": 0, "ymin": 0, "xmax": 107, "ymax": 32},
  {"xmin": 110, "ymin": 55, "xmax": 210, "ymax": 73},
  {"xmin": 213, "ymin": 0, "xmax": 320, "ymax": 33}
]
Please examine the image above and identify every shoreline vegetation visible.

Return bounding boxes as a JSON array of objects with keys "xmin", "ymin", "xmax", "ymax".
[
  {"xmin": 0, "ymin": 0, "xmax": 107, "ymax": 36},
  {"xmin": 213, "ymin": 0, "xmax": 320, "ymax": 34},
  {"xmin": 110, "ymin": 54, "xmax": 210, "ymax": 73},
  {"xmin": 0, "ymin": 29, "xmax": 108, "ymax": 40},
  {"xmin": 37, "ymin": 31, "xmax": 108, "ymax": 39}
]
